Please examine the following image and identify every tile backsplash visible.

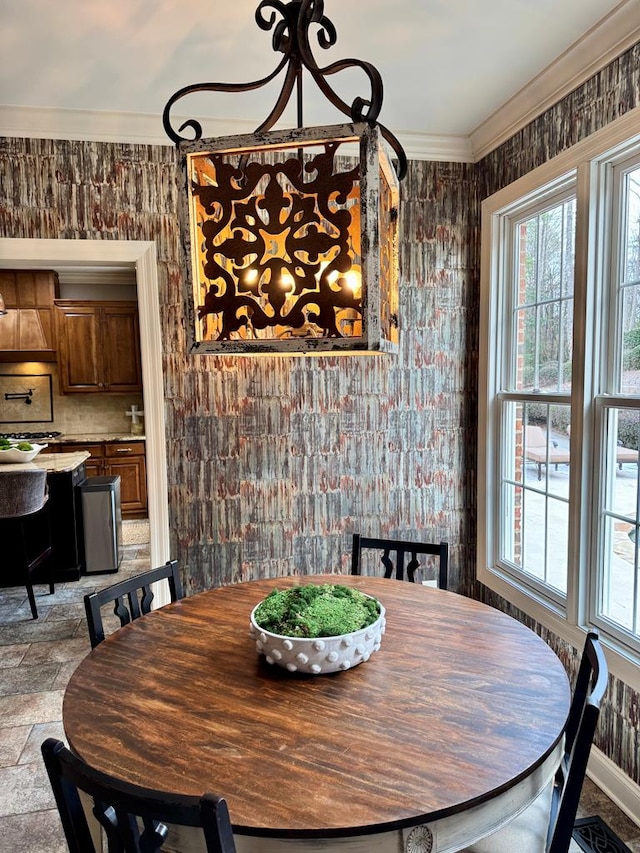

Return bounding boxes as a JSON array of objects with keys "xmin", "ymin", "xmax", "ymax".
[{"xmin": 0, "ymin": 362, "xmax": 144, "ymax": 435}]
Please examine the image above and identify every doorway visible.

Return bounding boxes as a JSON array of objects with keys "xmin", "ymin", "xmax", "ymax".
[{"xmin": 0, "ymin": 238, "xmax": 171, "ymax": 579}]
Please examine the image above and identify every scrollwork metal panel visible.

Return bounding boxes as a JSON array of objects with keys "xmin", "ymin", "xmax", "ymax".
[{"xmin": 178, "ymin": 122, "xmax": 399, "ymax": 355}]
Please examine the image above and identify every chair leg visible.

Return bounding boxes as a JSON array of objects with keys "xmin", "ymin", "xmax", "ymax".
[
  {"xmin": 26, "ymin": 580, "xmax": 39, "ymax": 620},
  {"xmin": 47, "ymin": 510, "xmax": 55, "ymax": 596},
  {"xmin": 19, "ymin": 519, "xmax": 39, "ymax": 620}
]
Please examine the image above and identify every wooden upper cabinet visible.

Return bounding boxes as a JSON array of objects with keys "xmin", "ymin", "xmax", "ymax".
[
  {"xmin": 0, "ymin": 270, "xmax": 59, "ymax": 360},
  {"xmin": 56, "ymin": 305, "xmax": 101, "ymax": 391},
  {"xmin": 55, "ymin": 300, "xmax": 142, "ymax": 394},
  {"xmin": 102, "ymin": 305, "xmax": 143, "ymax": 390}
]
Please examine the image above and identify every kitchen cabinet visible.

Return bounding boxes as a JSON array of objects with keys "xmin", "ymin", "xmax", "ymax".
[
  {"xmin": 104, "ymin": 442, "xmax": 147, "ymax": 519},
  {"xmin": 61, "ymin": 441, "xmax": 147, "ymax": 518},
  {"xmin": 54, "ymin": 300, "xmax": 142, "ymax": 393},
  {"xmin": 0, "ymin": 270, "xmax": 59, "ymax": 361},
  {"xmin": 0, "ymin": 456, "xmax": 87, "ymax": 586}
]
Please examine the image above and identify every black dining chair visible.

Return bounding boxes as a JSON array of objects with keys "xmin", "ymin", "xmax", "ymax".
[
  {"xmin": 0, "ymin": 468, "xmax": 53, "ymax": 619},
  {"xmin": 462, "ymin": 629, "xmax": 608, "ymax": 853},
  {"xmin": 41, "ymin": 737, "xmax": 236, "ymax": 853},
  {"xmin": 84, "ymin": 560, "xmax": 183, "ymax": 648},
  {"xmin": 351, "ymin": 534, "xmax": 449, "ymax": 589}
]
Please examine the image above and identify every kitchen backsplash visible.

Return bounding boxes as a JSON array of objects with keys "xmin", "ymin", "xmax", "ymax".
[{"xmin": 0, "ymin": 362, "xmax": 144, "ymax": 435}]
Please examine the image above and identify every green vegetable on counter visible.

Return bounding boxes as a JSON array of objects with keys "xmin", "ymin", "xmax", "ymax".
[
  {"xmin": 16, "ymin": 442, "xmax": 33, "ymax": 451},
  {"xmin": 253, "ymin": 584, "xmax": 380, "ymax": 638}
]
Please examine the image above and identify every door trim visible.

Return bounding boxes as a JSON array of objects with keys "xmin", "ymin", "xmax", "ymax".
[{"xmin": 0, "ymin": 239, "xmax": 171, "ymax": 586}]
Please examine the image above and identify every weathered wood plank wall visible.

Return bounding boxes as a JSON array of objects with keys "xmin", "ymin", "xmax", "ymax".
[
  {"xmin": 1, "ymin": 40, "xmax": 638, "ymax": 790},
  {"xmin": 0, "ymin": 141, "xmax": 476, "ymax": 595},
  {"xmin": 476, "ymin": 41, "xmax": 640, "ymax": 789}
]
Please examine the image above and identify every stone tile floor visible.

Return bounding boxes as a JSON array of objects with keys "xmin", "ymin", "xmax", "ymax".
[
  {"xmin": 0, "ymin": 537, "xmax": 151, "ymax": 852},
  {"xmin": 0, "ymin": 537, "xmax": 639, "ymax": 852}
]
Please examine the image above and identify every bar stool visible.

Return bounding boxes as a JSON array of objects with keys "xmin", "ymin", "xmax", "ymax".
[{"xmin": 0, "ymin": 468, "xmax": 53, "ymax": 619}]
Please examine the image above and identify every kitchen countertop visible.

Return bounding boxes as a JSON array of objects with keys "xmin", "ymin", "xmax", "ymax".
[
  {"xmin": 50, "ymin": 433, "xmax": 146, "ymax": 444},
  {"xmin": 0, "ymin": 451, "xmax": 90, "ymax": 474}
]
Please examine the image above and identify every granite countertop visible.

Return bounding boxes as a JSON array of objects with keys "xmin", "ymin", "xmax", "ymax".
[
  {"xmin": 50, "ymin": 433, "xmax": 146, "ymax": 444},
  {"xmin": 0, "ymin": 451, "xmax": 90, "ymax": 474}
]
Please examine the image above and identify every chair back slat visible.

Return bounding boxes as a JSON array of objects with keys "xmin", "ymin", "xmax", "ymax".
[
  {"xmin": 381, "ymin": 549, "xmax": 395, "ymax": 579},
  {"xmin": 351, "ymin": 534, "xmax": 449, "ymax": 589},
  {"xmin": 113, "ymin": 596, "xmax": 134, "ymax": 627},
  {"xmin": 138, "ymin": 584, "xmax": 156, "ymax": 616},
  {"xmin": 41, "ymin": 738, "xmax": 236, "ymax": 853},
  {"xmin": 84, "ymin": 560, "xmax": 183, "ymax": 648}
]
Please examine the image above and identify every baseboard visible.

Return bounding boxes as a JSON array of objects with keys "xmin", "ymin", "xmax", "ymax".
[{"xmin": 588, "ymin": 747, "xmax": 640, "ymax": 829}]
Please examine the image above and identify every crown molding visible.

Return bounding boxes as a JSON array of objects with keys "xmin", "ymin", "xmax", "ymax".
[
  {"xmin": 1, "ymin": 2, "xmax": 637, "ymax": 165},
  {"xmin": 470, "ymin": 0, "xmax": 640, "ymax": 161},
  {"xmin": 0, "ymin": 104, "xmax": 473, "ymax": 163},
  {"xmin": 396, "ymin": 130, "xmax": 473, "ymax": 163},
  {"xmin": 0, "ymin": 105, "xmax": 258, "ymax": 146}
]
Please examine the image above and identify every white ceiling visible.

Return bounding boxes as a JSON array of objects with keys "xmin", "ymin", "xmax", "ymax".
[{"xmin": 1, "ymin": 0, "xmax": 639, "ymax": 160}]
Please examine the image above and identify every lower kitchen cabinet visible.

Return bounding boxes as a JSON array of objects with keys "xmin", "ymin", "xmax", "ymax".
[
  {"xmin": 104, "ymin": 442, "xmax": 147, "ymax": 518},
  {"xmin": 61, "ymin": 441, "xmax": 147, "ymax": 519}
]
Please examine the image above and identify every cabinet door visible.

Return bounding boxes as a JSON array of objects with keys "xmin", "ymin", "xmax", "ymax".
[
  {"xmin": 61, "ymin": 443, "xmax": 104, "ymax": 479},
  {"xmin": 105, "ymin": 442, "xmax": 147, "ymax": 517},
  {"xmin": 55, "ymin": 301, "xmax": 142, "ymax": 394},
  {"xmin": 0, "ymin": 271, "xmax": 58, "ymax": 357},
  {"xmin": 102, "ymin": 306, "xmax": 142, "ymax": 392},
  {"xmin": 55, "ymin": 306, "xmax": 103, "ymax": 392}
]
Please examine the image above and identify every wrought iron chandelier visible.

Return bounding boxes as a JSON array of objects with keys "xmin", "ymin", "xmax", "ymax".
[{"xmin": 163, "ymin": 0, "xmax": 406, "ymax": 355}]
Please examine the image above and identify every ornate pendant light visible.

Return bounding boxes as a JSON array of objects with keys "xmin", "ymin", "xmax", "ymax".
[{"xmin": 163, "ymin": 0, "xmax": 406, "ymax": 355}]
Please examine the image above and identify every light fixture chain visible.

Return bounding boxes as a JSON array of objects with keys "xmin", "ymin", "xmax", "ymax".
[{"xmin": 162, "ymin": 0, "xmax": 406, "ymax": 178}]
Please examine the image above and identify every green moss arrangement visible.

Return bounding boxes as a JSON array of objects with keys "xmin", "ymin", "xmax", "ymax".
[{"xmin": 253, "ymin": 584, "xmax": 381, "ymax": 638}]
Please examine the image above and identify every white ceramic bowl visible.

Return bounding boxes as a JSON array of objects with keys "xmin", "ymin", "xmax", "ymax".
[
  {"xmin": 0, "ymin": 442, "xmax": 47, "ymax": 463},
  {"xmin": 249, "ymin": 596, "xmax": 386, "ymax": 675}
]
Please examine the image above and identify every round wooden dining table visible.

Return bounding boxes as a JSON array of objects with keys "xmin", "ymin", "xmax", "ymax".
[{"xmin": 63, "ymin": 575, "xmax": 571, "ymax": 853}]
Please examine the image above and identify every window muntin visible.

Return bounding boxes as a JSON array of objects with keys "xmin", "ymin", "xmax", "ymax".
[
  {"xmin": 513, "ymin": 199, "xmax": 576, "ymax": 394},
  {"xmin": 499, "ymin": 400, "xmax": 570, "ymax": 599}
]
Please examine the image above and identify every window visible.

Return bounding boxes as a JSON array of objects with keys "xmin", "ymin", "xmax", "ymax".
[
  {"xmin": 498, "ymin": 191, "xmax": 576, "ymax": 603},
  {"xmin": 478, "ymin": 109, "xmax": 640, "ymax": 686}
]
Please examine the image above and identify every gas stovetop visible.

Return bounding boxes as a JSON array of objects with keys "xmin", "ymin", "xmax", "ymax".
[{"xmin": 0, "ymin": 430, "xmax": 61, "ymax": 440}]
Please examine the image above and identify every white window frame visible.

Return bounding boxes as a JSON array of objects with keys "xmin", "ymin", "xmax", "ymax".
[
  {"xmin": 496, "ymin": 184, "xmax": 576, "ymax": 604},
  {"xmin": 478, "ymin": 105, "xmax": 640, "ymax": 692}
]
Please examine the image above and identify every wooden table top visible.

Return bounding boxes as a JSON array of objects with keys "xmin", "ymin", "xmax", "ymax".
[{"xmin": 63, "ymin": 575, "xmax": 570, "ymax": 839}]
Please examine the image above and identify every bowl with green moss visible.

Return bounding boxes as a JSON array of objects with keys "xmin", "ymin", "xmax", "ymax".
[
  {"xmin": 0, "ymin": 440, "xmax": 47, "ymax": 464},
  {"xmin": 249, "ymin": 583, "xmax": 385, "ymax": 675}
]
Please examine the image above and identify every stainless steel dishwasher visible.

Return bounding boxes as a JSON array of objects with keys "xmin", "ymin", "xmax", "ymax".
[{"xmin": 80, "ymin": 475, "xmax": 122, "ymax": 574}]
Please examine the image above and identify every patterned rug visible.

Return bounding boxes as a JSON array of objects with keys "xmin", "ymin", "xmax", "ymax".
[{"xmin": 573, "ymin": 816, "xmax": 632, "ymax": 853}]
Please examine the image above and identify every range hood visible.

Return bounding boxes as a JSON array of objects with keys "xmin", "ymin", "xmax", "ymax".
[{"xmin": 0, "ymin": 270, "xmax": 58, "ymax": 362}]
